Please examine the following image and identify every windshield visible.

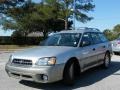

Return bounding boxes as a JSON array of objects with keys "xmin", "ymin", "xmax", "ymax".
[{"xmin": 42, "ymin": 33, "xmax": 81, "ymax": 47}]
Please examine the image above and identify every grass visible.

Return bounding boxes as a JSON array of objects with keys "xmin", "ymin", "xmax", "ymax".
[{"xmin": 0, "ymin": 45, "xmax": 36, "ymax": 51}]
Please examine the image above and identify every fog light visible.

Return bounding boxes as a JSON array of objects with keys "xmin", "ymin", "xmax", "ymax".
[{"xmin": 42, "ymin": 75, "xmax": 48, "ymax": 81}]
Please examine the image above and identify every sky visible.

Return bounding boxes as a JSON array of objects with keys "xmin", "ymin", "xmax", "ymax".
[{"xmin": 0, "ymin": 0, "xmax": 120, "ymax": 36}]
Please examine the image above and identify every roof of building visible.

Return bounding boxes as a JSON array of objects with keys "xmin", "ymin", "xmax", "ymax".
[{"xmin": 27, "ymin": 32, "xmax": 43, "ymax": 37}]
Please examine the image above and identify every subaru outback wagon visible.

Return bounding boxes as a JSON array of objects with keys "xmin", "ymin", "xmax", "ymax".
[{"xmin": 5, "ymin": 27, "xmax": 112, "ymax": 85}]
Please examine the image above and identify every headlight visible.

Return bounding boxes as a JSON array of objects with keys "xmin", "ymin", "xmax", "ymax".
[{"xmin": 35, "ymin": 57, "xmax": 56, "ymax": 66}]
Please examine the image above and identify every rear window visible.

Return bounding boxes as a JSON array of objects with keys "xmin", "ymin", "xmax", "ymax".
[
  {"xmin": 90, "ymin": 33, "xmax": 102, "ymax": 44},
  {"xmin": 98, "ymin": 33, "xmax": 108, "ymax": 42}
]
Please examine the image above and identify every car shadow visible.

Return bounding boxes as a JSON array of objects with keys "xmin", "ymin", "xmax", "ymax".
[
  {"xmin": 19, "ymin": 61, "xmax": 120, "ymax": 90},
  {"xmin": 114, "ymin": 53, "xmax": 120, "ymax": 56}
]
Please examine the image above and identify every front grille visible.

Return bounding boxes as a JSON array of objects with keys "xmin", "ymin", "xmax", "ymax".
[{"xmin": 12, "ymin": 59, "xmax": 32, "ymax": 66}]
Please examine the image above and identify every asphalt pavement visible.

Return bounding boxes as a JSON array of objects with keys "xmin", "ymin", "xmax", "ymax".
[{"xmin": 0, "ymin": 52, "xmax": 120, "ymax": 90}]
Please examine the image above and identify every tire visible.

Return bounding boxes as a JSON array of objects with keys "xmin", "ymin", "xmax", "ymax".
[
  {"xmin": 103, "ymin": 52, "xmax": 111, "ymax": 68},
  {"xmin": 114, "ymin": 52, "xmax": 117, "ymax": 55},
  {"xmin": 63, "ymin": 61, "xmax": 75, "ymax": 85},
  {"xmin": 118, "ymin": 52, "xmax": 120, "ymax": 55},
  {"xmin": 114, "ymin": 52, "xmax": 120, "ymax": 55}
]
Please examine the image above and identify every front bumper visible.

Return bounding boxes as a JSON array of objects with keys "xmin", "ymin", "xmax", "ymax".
[{"xmin": 5, "ymin": 63, "xmax": 64, "ymax": 83}]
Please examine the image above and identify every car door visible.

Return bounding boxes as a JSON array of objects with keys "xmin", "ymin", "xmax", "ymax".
[
  {"xmin": 90, "ymin": 33, "xmax": 106, "ymax": 64},
  {"xmin": 97, "ymin": 33, "xmax": 109, "ymax": 61},
  {"xmin": 80, "ymin": 32, "xmax": 98, "ymax": 69}
]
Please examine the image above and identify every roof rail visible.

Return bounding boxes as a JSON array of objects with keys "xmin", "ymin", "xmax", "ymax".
[{"xmin": 76, "ymin": 27, "xmax": 100, "ymax": 32}]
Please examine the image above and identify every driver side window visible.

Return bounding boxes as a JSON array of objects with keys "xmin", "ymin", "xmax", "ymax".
[{"xmin": 80, "ymin": 33, "xmax": 92, "ymax": 47}]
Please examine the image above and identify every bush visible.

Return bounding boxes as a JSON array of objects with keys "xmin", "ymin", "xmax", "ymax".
[{"xmin": 0, "ymin": 36, "xmax": 44, "ymax": 45}]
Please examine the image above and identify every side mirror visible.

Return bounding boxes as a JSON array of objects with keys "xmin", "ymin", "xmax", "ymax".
[{"xmin": 81, "ymin": 40, "xmax": 91, "ymax": 47}]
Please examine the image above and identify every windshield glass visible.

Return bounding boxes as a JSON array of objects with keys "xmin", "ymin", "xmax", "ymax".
[{"xmin": 43, "ymin": 33, "xmax": 81, "ymax": 47}]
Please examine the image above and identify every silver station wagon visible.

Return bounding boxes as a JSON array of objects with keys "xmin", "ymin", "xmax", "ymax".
[{"xmin": 5, "ymin": 27, "xmax": 112, "ymax": 85}]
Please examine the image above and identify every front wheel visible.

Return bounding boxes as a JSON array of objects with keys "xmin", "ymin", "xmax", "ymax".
[
  {"xmin": 63, "ymin": 61, "xmax": 75, "ymax": 85},
  {"xmin": 103, "ymin": 53, "xmax": 111, "ymax": 68}
]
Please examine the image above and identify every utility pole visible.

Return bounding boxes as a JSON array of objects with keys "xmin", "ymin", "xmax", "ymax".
[{"xmin": 73, "ymin": 0, "xmax": 75, "ymax": 30}]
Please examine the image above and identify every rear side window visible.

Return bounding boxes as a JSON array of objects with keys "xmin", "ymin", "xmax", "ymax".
[
  {"xmin": 91, "ymin": 33, "xmax": 102, "ymax": 44},
  {"xmin": 98, "ymin": 33, "xmax": 108, "ymax": 42},
  {"xmin": 80, "ymin": 33, "xmax": 92, "ymax": 47}
]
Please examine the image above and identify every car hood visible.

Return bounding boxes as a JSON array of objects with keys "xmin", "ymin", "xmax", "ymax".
[{"xmin": 12, "ymin": 46, "xmax": 76, "ymax": 59}]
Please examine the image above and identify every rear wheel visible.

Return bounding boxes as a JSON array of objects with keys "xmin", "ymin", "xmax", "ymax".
[
  {"xmin": 113, "ymin": 52, "xmax": 115, "ymax": 55},
  {"xmin": 118, "ymin": 52, "xmax": 120, "ymax": 55},
  {"xmin": 114, "ymin": 52, "xmax": 120, "ymax": 55},
  {"xmin": 113, "ymin": 52, "xmax": 117, "ymax": 55},
  {"xmin": 63, "ymin": 61, "xmax": 75, "ymax": 85},
  {"xmin": 103, "ymin": 53, "xmax": 111, "ymax": 68}
]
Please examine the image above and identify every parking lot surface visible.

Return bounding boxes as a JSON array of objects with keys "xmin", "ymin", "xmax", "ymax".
[{"xmin": 0, "ymin": 52, "xmax": 120, "ymax": 90}]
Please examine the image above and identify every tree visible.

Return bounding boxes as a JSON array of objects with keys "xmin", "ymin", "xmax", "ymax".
[
  {"xmin": 33, "ymin": 2, "xmax": 73, "ymax": 36},
  {"xmin": 0, "ymin": 0, "xmax": 25, "ymax": 14},
  {"xmin": 2, "ymin": 0, "xmax": 36, "ymax": 36},
  {"xmin": 11, "ymin": 30, "xmax": 23, "ymax": 37},
  {"xmin": 44, "ymin": 0, "xmax": 95, "ymax": 29},
  {"xmin": 113, "ymin": 24, "xmax": 120, "ymax": 35},
  {"xmin": 103, "ymin": 29, "xmax": 118, "ymax": 41},
  {"xmin": 0, "ymin": 0, "xmax": 25, "ymax": 25},
  {"xmin": 1, "ymin": 0, "xmax": 95, "ymax": 38},
  {"xmin": 103, "ymin": 24, "xmax": 120, "ymax": 41},
  {"xmin": 2, "ymin": 1, "xmax": 73, "ymax": 37},
  {"xmin": 57, "ymin": 0, "xmax": 95, "ymax": 29}
]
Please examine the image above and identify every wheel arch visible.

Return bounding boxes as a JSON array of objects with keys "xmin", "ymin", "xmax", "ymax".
[
  {"xmin": 63, "ymin": 57, "xmax": 81, "ymax": 78},
  {"xmin": 106, "ymin": 50, "xmax": 111, "ymax": 58},
  {"xmin": 106, "ymin": 50, "xmax": 110, "ymax": 54}
]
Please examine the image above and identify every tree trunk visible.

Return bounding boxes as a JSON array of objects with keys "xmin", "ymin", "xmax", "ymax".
[
  {"xmin": 23, "ymin": 31, "xmax": 28, "ymax": 37},
  {"xmin": 65, "ymin": 19, "xmax": 68, "ymax": 30},
  {"xmin": 43, "ymin": 31, "xmax": 47, "ymax": 38},
  {"xmin": 43, "ymin": 28, "xmax": 47, "ymax": 39}
]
